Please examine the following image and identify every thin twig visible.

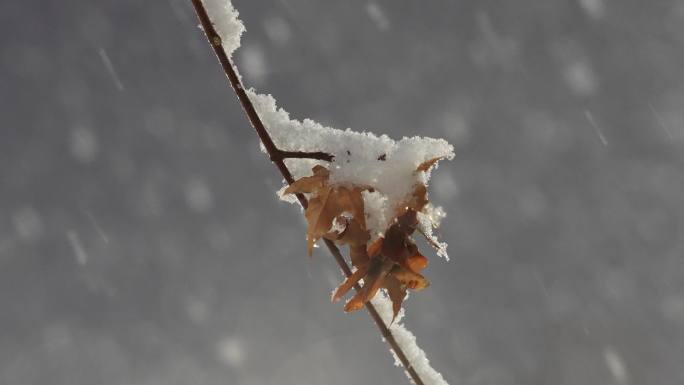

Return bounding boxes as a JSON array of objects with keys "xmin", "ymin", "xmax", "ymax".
[
  {"xmin": 190, "ymin": 1, "xmax": 425, "ymax": 384},
  {"xmin": 273, "ymin": 150, "xmax": 334, "ymax": 162}
]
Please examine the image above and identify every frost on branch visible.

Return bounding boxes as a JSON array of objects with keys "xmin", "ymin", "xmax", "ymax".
[
  {"xmin": 372, "ymin": 295, "xmax": 450, "ymax": 385},
  {"xmin": 201, "ymin": 0, "xmax": 244, "ymax": 55}
]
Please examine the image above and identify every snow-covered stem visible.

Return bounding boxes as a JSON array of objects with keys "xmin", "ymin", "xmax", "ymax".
[{"xmin": 190, "ymin": 1, "xmax": 428, "ymax": 384}]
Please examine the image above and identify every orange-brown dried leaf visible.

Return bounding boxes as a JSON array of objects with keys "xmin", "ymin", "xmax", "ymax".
[
  {"xmin": 330, "ymin": 217, "xmax": 370, "ymax": 267},
  {"xmin": 349, "ymin": 243, "xmax": 370, "ymax": 268},
  {"xmin": 311, "ymin": 186, "xmax": 368, "ymax": 250},
  {"xmin": 344, "ymin": 295, "xmax": 366, "ymax": 313},
  {"xmin": 407, "ymin": 184, "xmax": 428, "ymax": 213},
  {"xmin": 327, "ymin": 215, "xmax": 369, "ymax": 249},
  {"xmin": 416, "ymin": 156, "xmax": 444, "ymax": 173},
  {"xmin": 383, "ymin": 275, "xmax": 407, "ymax": 323},
  {"xmin": 344, "ymin": 258, "xmax": 394, "ymax": 312},
  {"xmin": 367, "ymin": 237, "xmax": 384, "ymax": 258},
  {"xmin": 389, "ymin": 156, "xmax": 443, "ymax": 218},
  {"xmin": 304, "ymin": 186, "xmax": 335, "ymax": 255},
  {"xmin": 329, "ymin": 186, "xmax": 367, "ymax": 230},
  {"xmin": 391, "ymin": 265, "xmax": 430, "ymax": 291},
  {"xmin": 406, "ymin": 253, "xmax": 429, "ymax": 272},
  {"xmin": 287, "ymin": 166, "xmax": 371, "ymax": 255},
  {"xmin": 283, "ymin": 165, "xmax": 329, "ymax": 195},
  {"xmin": 381, "ymin": 215, "xmax": 417, "ymax": 264},
  {"xmin": 332, "ymin": 264, "xmax": 369, "ymax": 303}
]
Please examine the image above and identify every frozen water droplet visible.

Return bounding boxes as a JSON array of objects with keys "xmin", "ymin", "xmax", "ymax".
[
  {"xmin": 580, "ymin": 0, "xmax": 605, "ymax": 19},
  {"xmin": 69, "ymin": 126, "xmax": 98, "ymax": 163},
  {"xmin": 216, "ymin": 337, "xmax": 245, "ymax": 368},
  {"xmin": 365, "ymin": 2, "xmax": 390, "ymax": 31},
  {"xmin": 12, "ymin": 206, "xmax": 44, "ymax": 241},
  {"xmin": 66, "ymin": 230, "xmax": 88, "ymax": 265},
  {"xmin": 184, "ymin": 178, "xmax": 214, "ymax": 213},
  {"xmin": 604, "ymin": 347, "xmax": 629, "ymax": 385},
  {"xmin": 263, "ymin": 16, "xmax": 291, "ymax": 45},
  {"xmin": 564, "ymin": 60, "xmax": 598, "ymax": 96},
  {"xmin": 239, "ymin": 45, "xmax": 268, "ymax": 85}
]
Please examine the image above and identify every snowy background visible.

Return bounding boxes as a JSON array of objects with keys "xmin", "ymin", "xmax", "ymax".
[{"xmin": 2, "ymin": 0, "xmax": 684, "ymax": 384}]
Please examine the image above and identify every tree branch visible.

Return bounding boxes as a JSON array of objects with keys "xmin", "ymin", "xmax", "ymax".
[
  {"xmin": 189, "ymin": 1, "xmax": 425, "ymax": 384},
  {"xmin": 272, "ymin": 150, "xmax": 334, "ymax": 162}
]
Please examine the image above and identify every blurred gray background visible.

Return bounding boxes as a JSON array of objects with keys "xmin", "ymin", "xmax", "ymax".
[{"xmin": 2, "ymin": 0, "xmax": 684, "ymax": 384}]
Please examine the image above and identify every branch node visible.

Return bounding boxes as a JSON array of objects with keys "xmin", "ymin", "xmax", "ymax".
[{"xmin": 269, "ymin": 151, "xmax": 283, "ymax": 163}]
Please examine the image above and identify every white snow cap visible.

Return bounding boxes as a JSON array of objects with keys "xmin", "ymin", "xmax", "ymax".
[{"xmin": 249, "ymin": 90, "xmax": 454, "ymax": 247}]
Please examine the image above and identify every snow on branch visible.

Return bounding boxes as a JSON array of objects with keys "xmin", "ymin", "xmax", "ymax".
[
  {"xmin": 196, "ymin": 1, "xmax": 453, "ymax": 384},
  {"xmin": 372, "ymin": 295, "xmax": 450, "ymax": 385},
  {"xmin": 201, "ymin": 0, "xmax": 244, "ymax": 56}
]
